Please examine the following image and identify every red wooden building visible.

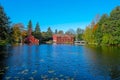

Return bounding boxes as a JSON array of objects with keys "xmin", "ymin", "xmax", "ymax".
[{"xmin": 53, "ymin": 34, "xmax": 74, "ymax": 44}]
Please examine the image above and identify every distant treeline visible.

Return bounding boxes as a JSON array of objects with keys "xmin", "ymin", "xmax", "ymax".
[
  {"xmin": 83, "ymin": 6, "xmax": 120, "ymax": 46},
  {"xmin": 0, "ymin": 5, "xmax": 84, "ymax": 46}
]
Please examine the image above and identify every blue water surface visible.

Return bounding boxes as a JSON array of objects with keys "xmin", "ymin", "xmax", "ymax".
[{"xmin": 0, "ymin": 44, "xmax": 120, "ymax": 80}]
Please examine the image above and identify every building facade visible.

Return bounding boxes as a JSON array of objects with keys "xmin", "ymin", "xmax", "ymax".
[{"xmin": 53, "ymin": 34, "xmax": 74, "ymax": 44}]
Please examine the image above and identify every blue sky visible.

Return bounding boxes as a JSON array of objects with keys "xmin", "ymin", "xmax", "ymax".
[{"xmin": 0, "ymin": 0, "xmax": 120, "ymax": 32}]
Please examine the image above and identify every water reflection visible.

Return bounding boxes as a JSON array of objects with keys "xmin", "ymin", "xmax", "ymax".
[
  {"xmin": 0, "ymin": 44, "xmax": 120, "ymax": 79},
  {"xmin": 0, "ymin": 46, "xmax": 13, "ymax": 80},
  {"xmin": 85, "ymin": 45, "xmax": 120, "ymax": 80}
]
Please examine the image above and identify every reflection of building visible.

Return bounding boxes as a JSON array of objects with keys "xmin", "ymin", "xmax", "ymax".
[
  {"xmin": 53, "ymin": 34, "xmax": 74, "ymax": 44},
  {"xmin": 74, "ymin": 41, "xmax": 86, "ymax": 45},
  {"xmin": 24, "ymin": 28, "xmax": 39, "ymax": 44}
]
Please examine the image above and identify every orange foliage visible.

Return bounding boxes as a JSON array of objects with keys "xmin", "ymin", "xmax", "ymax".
[{"xmin": 92, "ymin": 24, "xmax": 98, "ymax": 32}]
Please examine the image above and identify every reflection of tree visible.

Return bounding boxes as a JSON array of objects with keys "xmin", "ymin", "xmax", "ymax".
[
  {"xmin": 102, "ymin": 47, "xmax": 120, "ymax": 80},
  {"xmin": 109, "ymin": 66, "xmax": 120, "ymax": 80},
  {"xmin": 0, "ymin": 47, "xmax": 11, "ymax": 79},
  {"xmin": 84, "ymin": 46, "xmax": 120, "ymax": 79},
  {"xmin": 0, "ymin": 53, "xmax": 6, "ymax": 79}
]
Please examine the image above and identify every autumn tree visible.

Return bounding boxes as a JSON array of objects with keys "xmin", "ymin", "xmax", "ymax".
[
  {"xmin": 83, "ymin": 25, "xmax": 94, "ymax": 44},
  {"xmin": 84, "ymin": 6, "xmax": 120, "ymax": 46},
  {"xmin": 11, "ymin": 23, "xmax": 24, "ymax": 43},
  {"xmin": 21, "ymin": 30, "xmax": 27, "ymax": 41}
]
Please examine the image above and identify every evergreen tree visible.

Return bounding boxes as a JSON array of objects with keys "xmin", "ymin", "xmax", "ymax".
[
  {"xmin": 27, "ymin": 20, "xmax": 32, "ymax": 28},
  {"xmin": 27, "ymin": 20, "xmax": 32, "ymax": 36},
  {"xmin": 55, "ymin": 29, "xmax": 58, "ymax": 34},
  {"xmin": 0, "ymin": 5, "xmax": 11, "ymax": 45},
  {"xmin": 33, "ymin": 22, "xmax": 41, "ymax": 40},
  {"xmin": 47, "ymin": 27, "xmax": 53, "ymax": 38},
  {"xmin": 35, "ymin": 22, "xmax": 41, "ymax": 33}
]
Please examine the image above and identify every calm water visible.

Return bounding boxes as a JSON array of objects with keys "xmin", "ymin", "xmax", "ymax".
[{"xmin": 0, "ymin": 44, "xmax": 120, "ymax": 80}]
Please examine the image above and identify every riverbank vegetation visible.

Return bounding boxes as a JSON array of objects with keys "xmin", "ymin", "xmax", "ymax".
[
  {"xmin": 83, "ymin": 6, "xmax": 120, "ymax": 46},
  {"xmin": 0, "ymin": 5, "xmax": 11, "ymax": 46},
  {"xmin": 0, "ymin": 5, "xmax": 83, "ymax": 46},
  {"xmin": 1, "ymin": 4, "xmax": 120, "ymax": 46}
]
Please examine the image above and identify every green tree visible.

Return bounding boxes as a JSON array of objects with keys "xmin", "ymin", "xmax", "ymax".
[
  {"xmin": 55, "ymin": 29, "xmax": 58, "ymax": 34},
  {"xmin": 94, "ymin": 6, "xmax": 120, "ymax": 45},
  {"xmin": 101, "ymin": 6, "xmax": 120, "ymax": 45},
  {"xmin": 83, "ymin": 25, "xmax": 93, "ymax": 44},
  {"xmin": 82, "ymin": 6, "xmax": 120, "ymax": 46},
  {"xmin": 46, "ymin": 27, "xmax": 53, "ymax": 38},
  {"xmin": 27, "ymin": 20, "xmax": 32, "ymax": 36},
  {"xmin": 27, "ymin": 20, "xmax": 32, "ymax": 28},
  {"xmin": 0, "ymin": 5, "xmax": 11, "ymax": 45},
  {"xmin": 76, "ymin": 28, "xmax": 84, "ymax": 41},
  {"xmin": 33, "ymin": 22, "xmax": 41, "ymax": 40},
  {"xmin": 35, "ymin": 22, "xmax": 41, "ymax": 33},
  {"xmin": 110, "ymin": 6, "xmax": 120, "ymax": 20},
  {"xmin": 83, "ymin": 20, "xmax": 96, "ymax": 44},
  {"xmin": 94, "ymin": 14, "xmax": 109, "ymax": 44}
]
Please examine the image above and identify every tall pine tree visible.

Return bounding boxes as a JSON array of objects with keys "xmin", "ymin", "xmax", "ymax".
[
  {"xmin": 55, "ymin": 29, "xmax": 58, "ymax": 34},
  {"xmin": 0, "ymin": 5, "xmax": 10, "ymax": 45},
  {"xmin": 47, "ymin": 27, "xmax": 53, "ymax": 38},
  {"xmin": 35, "ymin": 22, "xmax": 41, "ymax": 33},
  {"xmin": 27, "ymin": 20, "xmax": 32, "ymax": 36},
  {"xmin": 33, "ymin": 22, "xmax": 41, "ymax": 40}
]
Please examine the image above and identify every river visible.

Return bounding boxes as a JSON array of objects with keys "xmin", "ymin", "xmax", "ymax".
[{"xmin": 0, "ymin": 44, "xmax": 120, "ymax": 80}]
